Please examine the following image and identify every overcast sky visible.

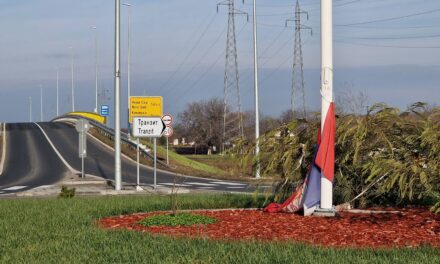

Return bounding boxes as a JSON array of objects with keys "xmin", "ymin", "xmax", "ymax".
[{"xmin": 1, "ymin": 0, "xmax": 440, "ymax": 124}]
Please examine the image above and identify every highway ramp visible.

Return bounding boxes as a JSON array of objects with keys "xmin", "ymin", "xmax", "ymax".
[
  {"xmin": 0, "ymin": 123, "xmax": 70, "ymax": 194},
  {"xmin": 37, "ymin": 122, "xmax": 253, "ymax": 193}
]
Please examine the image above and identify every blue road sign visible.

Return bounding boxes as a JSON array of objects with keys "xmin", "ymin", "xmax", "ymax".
[{"xmin": 101, "ymin": 105, "xmax": 109, "ymax": 116}]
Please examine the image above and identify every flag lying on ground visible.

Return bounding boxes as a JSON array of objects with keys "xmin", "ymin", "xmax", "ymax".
[{"xmin": 263, "ymin": 103, "xmax": 335, "ymax": 215}]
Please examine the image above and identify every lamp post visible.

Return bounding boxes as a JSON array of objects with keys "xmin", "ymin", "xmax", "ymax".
[
  {"xmin": 56, "ymin": 68, "xmax": 59, "ymax": 117},
  {"xmin": 69, "ymin": 46, "xmax": 75, "ymax": 112},
  {"xmin": 92, "ymin": 26, "xmax": 99, "ymax": 113},
  {"xmin": 114, "ymin": 0, "xmax": 122, "ymax": 191},
  {"xmin": 122, "ymin": 2, "xmax": 132, "ymax": 132},
  {"xmin": 253, "ymin": 0, "xmax": 261, "ymax": 178},
  {"xmin": 40, "ymin": 85, "xmax": 43, "ymax": 122},
  {"xmin": 29, "ymin": 96, "xmax": 32, "ymax": 122}
]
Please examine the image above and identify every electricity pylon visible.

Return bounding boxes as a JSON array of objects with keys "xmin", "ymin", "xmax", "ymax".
[
  {"xmin": 286, "ymin": 0, "xmax": 312, "ymax": 119},
  {"xmin": 217, "ymin": 0, "xmax": 248, "ymax": 152}
]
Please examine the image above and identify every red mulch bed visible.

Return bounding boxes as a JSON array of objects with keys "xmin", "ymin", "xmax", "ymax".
[{"xmin": 98, "ymin": 208, "xmax": 440, "ymax": 249}]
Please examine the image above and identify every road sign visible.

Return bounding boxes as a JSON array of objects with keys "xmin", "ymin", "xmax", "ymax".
[
  {"xmin": 75, "ymin": 119, "xmax": 90, "ymax": 133},
  {"xmin": 132, "ymin": 117, "xmax": 165, "ymax": 138},
  {"xmin": 79, "ymin": 133, "xmax": 87, "ymax": 158},
  {"xmin": 162, "ymin": 114, "xmax": 173, "ymax": 126},
  {"xmin": 129, "ymin": 96, "xmax": 163, "ymax": 124},
  {"xmin": 163, "ymin": 126, "xmax": 173, "ymax": 138},
  {"xmin": 101, "ymin": 105, "xmax": 109, "ymax": 116}
]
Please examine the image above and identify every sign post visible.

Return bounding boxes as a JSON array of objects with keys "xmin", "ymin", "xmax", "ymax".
[
  {"xmin": 130, "ymin": 96, "xmax": 163, "ymax": 190},
  {"xmin": 136, "ymin": 138, "xmax": 141, "ymax": 191},
  {"xmin": 162, "ymin": 114, "xmax": 174, "ymax": 165},
  {"xmin": 132, "ymin": 117, "xmax": 166, "ymax": 189},
  {"xmin": 75, "ymin": 119, "xmax": 90, "ymax": 179}
]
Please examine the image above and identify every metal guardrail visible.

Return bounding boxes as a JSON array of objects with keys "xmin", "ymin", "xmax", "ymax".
[{"xmin": 52, "ymin": 115, "xmax": 170, "ymax": 168}]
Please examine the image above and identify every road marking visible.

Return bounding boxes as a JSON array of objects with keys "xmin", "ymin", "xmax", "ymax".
[
  {"xmin": 226, "ymin": 186, "xmax": 247, "ymax": 189},
  {"xmin": 2, "ymin": 186, "xmax": 27, "ymax": 191},
  {"xmin": 185, "ymin": 182, "xmax": 217, "ymax": 186},
  {"xmin": 34, "ymin": 123, "xmax": 78, "ymax": 174},
  {"xmin": 211, "ymin": 181, "xmax": 247, "ymax": 186}
]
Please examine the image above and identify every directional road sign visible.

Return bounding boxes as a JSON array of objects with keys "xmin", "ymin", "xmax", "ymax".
[
  {"xmin": 132, "ymin": 117, "xmax": 166, "ymax": 138},
  {"xmin": 129, "ymin": 96, "xmax": 163, "ymax": 124},
  {"xmin": 100, "ymin": 105, "xmax": 109, "ymax": 116}
]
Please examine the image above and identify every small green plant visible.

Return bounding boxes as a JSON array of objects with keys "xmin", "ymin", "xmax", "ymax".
[
  {"xmin": 139, "ymin": 213, "xmax": 217, "ymax": 227},
  {"xmin": 59, "ymin": 186, "xmax": 76, "ymax": 198}
]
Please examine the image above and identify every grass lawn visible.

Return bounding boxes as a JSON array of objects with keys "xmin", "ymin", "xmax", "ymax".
[
  {"xmin": 188, "ymin": 154, "xmax": 254, "ymax": 179},
  {"xmin": 0, "ymin": 194, "xmax": 438, "ymax": 263}
]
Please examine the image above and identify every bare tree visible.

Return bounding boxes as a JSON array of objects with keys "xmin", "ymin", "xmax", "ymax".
[
  {"xmin": 177, "ymin": 98, "xmax": 224, "ymax": 149},
  {"xmin": 336, "ymin": 82, "xmax": 370, "ymax": 115}
]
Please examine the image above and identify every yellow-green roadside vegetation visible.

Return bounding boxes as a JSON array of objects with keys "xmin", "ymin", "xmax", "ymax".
[
  {"xmin": 0, "ymin": 194, "xmax": 438, "ymax": 263},
  {"xmin": 187, "ymin": 154, "xmax": 257, "ymax": 179}
]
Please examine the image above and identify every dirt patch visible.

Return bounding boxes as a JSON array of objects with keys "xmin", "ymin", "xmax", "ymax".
[{"xmin": 98, "ymin": 208, "xmax": 439, "ymax": 249}]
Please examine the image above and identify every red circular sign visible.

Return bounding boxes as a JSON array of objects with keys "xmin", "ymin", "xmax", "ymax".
[
  {"xmin": 162, "ymin": 114, "xmax": 173, "ymax": 126},
  {"xmin": 163, "ymin": 126, "xmax": 173, "ymax": 138}
]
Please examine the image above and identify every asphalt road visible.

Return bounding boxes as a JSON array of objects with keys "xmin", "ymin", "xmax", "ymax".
[
  {"xmin": 0, "ymin": 123, "xmax": 69, "ymax": 194},
  {"xmin": 35, "ymin": 122, "xmax": 255, "ymax": 192}
]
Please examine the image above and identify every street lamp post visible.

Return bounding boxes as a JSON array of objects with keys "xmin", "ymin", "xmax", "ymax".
[
  {"xmin": 56, "ymin": 68, "xmax": 59, "ymax": 117},
  {"xmin": 92, "ymin": 26, "xmax": 99, "ymax": 113},
  {"xmin": 40, "ymin": 85, "xmax": 43, "ymax": 122},
  {"xmin": 69, "ymin": 46, "xmax": 75, "ymax": 112},
  {"xmin": 29, "ymin": 97, "xmax": 32, "ymax": 122},
  {"xmin": 253, "ymin": 0, "xmax": 261, "ymax": 178},
  {"xmin": 122, "ymin": 3, "xmax": 132, "ymax": 133},
  {"xmin": 114, "ymin": 0, "xmax": 122, "ymax": 191}
]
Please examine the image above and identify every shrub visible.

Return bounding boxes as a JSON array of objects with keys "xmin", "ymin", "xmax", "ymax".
[{"xmin": 59, "ymin": 186, "xmax": 76, "ymax": 198}]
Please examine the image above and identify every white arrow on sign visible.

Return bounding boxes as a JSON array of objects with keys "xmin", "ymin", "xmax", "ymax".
[{"xmin": 132, "ymin": 117, "xmax": 166, "ymax": 138}]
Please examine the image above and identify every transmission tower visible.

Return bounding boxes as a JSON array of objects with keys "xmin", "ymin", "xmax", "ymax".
[
  {"xmin": 218, "ymin": 0, "xmax": 247, "ymax": 152},
  {"xmin": 286, "ymin": 0, "xmax": 312, "ymax": 119}
]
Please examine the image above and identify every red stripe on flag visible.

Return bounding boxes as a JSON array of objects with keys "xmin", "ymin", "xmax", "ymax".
[{"xmin": 316, "ymin": 103, "xmax": 336, "ymax": 182}]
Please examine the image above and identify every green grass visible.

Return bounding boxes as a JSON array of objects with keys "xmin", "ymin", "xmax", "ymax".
[
  {"xmin": 0, "ymin": 194, "xmax": 438, "ymax": 263},
  {"xmin": 139, "ymin": 213, "xmax": 217, "ymax": 227},
  {"xmin": 142, "ymin": 140, "xmax": 225, "ymax": 175},
  {"xmin": 90, "ymin": 129, "xmax": 225, "ymax": 177}
]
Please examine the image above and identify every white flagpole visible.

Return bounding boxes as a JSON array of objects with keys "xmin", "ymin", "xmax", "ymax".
[{"xmin": 320, "ymin": 0, "xmax": 333, "ymax": 211}]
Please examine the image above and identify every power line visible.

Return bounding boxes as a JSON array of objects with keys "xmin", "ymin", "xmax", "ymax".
[
  {"xmin": 339, "ymin": 33, "xmax": 440, "ymax": 40},
  {"xmin": 335, "ymin": 40, "xmax": 440, "ymax": 49},
  {"xmin": 174, "ymin": 22, "xmax": 248, "ymax": 105},
  {"xmin": 162, "ymin": 25, "xmax": 228, "ymax": 96},
  {"xmin": 336, "ymin": 7, "xmax": 440, "ymax": 27},
  {"xmin": 158, "ymin": 13, "xmax": 219, "ymax": 91}
]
